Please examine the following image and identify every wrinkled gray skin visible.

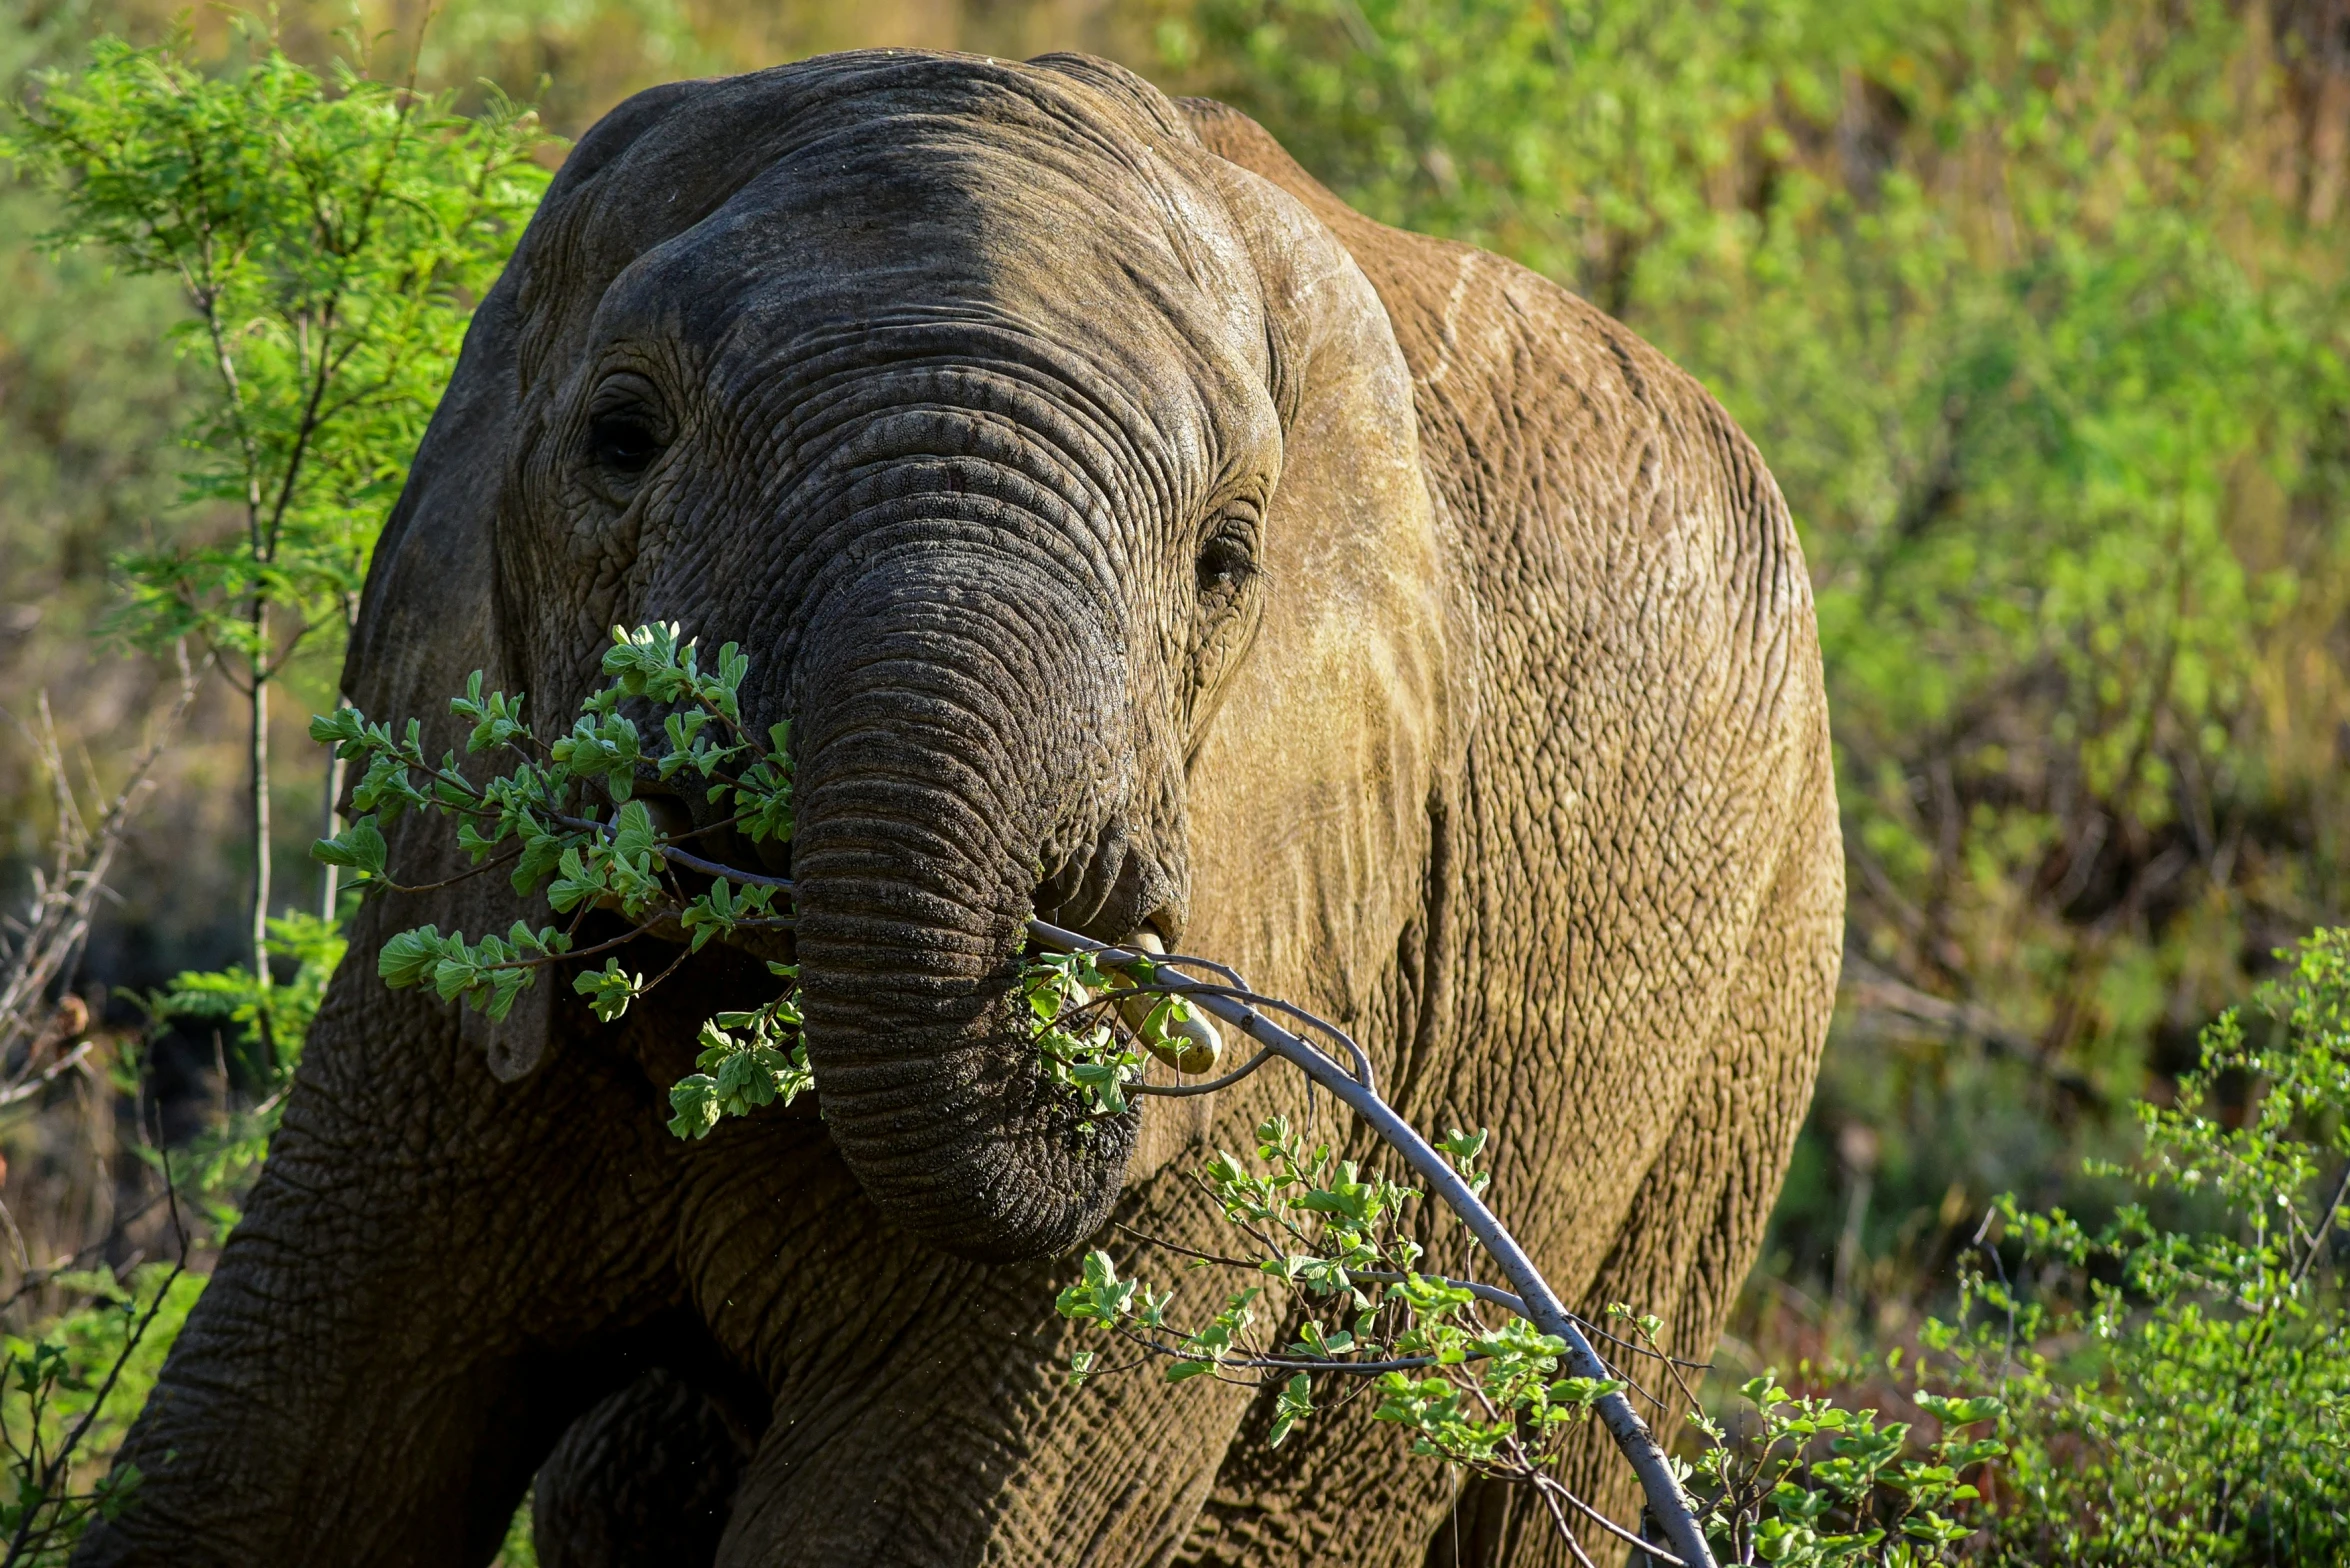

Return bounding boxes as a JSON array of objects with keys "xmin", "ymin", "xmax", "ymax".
[{"xmin": 78, "ymin": 52, "xmax": 1841, "ymax": 1568}]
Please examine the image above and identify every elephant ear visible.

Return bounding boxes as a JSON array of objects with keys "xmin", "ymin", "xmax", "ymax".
[
  {"xmin": 344, "ymin": 279, "xmax": 516, "ymax": 734},
  {"xmin": 340, "ymin": 268, "xmax": 555, "ymax": 1080},
  {"xmin": 340, "ymin": 81, "xmax": 713, "ymax": 1081},
  {"xmin": 1164, "ymin": 115, "xmax": 1470, "ymax": 1056}
]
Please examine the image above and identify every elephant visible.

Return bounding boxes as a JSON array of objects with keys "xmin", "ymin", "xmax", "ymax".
[{"xmin": 79, "ymin": 49, "xmax": 1842, "ymax": 1568}]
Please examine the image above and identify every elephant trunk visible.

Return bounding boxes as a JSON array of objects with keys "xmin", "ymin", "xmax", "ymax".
[{"xmin": 787, "ymin": 556, "xmax": 1135, "ymax": 1261}]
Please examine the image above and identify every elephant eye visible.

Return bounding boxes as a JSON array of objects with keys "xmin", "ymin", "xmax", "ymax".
[
  {"xmin": 591, "ymin": 413, "xmax": 664, "ymax": 476},
  {"xmin": 1196, "ymin": 526, "xmax": 1256, "ymax": 609}
]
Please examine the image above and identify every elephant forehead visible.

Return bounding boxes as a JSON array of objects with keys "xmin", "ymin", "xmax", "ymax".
[
  {"xmin": 529, "ymin": 52, "xmax": 1277, "ymax": 449},
  {"xmin": 632, "ymin": 166, "xmax": 1266, "ymax": 457}
]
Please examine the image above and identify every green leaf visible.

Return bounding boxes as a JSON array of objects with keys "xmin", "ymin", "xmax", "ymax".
[
  {"xmin": 1268, "ymin": 1372, "xmax": 1313, "ymax": 1446},
  {"xmin": 511, "ymin": 828, "xmax": 569, "ymax": 897},
  {"xmin": 573, "ymin": 958, "xmax": 643, "ymax": 1023},
  {"xmin": 379, "ymin": 926, "xmax": 446, "ymax": 989},
  {"xmin": 311, "ymin": 816, "xmax": 387, "ymax": 877},
  {"xmin": 667, "ymin": 1074, "xmax": 722, "ymax": 1140}
]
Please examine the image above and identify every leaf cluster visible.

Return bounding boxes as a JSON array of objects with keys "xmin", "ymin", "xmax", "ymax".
[
  {"xmin": 1056, "ymin": 1118, "xmax": 1618, "ymax": 1471},
  {"xmin": 1695, "ymin": 1377, "xmax": 2004, "ymax": 1567},
  {"xmin": 314, "ymin": 623, "xmax": 823, "ymax": 1140},
  {"xmin": 3, "ymin": 28, "xmax": 552, "ymax": 679},
  {"xmin": 1023, "ymin": 949, "xmax": 1207, "ymax": 1120},
  {"xmin": 1896, "ymin": 927, "xmax": 2350, "ymax": 1564},
  {"xmin": 311, "ymin": 623, "xmax": 794, "ymax": 1031},
  {"xmin": 0, "ymin": 1262, "xmax": 199, "ymax": 1566},
  {"xmin": 667, "ymin": 980, "xmax": 812, "ymax": 1141}
]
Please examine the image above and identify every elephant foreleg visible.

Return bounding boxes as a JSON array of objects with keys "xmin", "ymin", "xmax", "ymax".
[
  {"xmin": 534, "ymin": 1367, "xmax": 751, "ymax": 1568},
  {"xmin": 74, "ymin": 981, "xmax": 680, "ymax": 1567},
  {"xmin": 1496, "ymin": 794, "xmax": 1844, "ymax": 1568}
]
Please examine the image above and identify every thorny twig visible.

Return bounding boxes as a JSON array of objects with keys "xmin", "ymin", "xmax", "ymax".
[{"xmin": 1, "ymin": 647, "xmax": 211, "ymax": 1080}]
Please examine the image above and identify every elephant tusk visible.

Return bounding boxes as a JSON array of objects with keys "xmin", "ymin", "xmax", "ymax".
[{"xmin": 1111, "ymin": 929, "xmax": 1223, "ymax": 1075}]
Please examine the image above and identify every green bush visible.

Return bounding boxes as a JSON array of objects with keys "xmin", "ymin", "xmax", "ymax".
[
  {"xmin": 0, "ymin": 1263, "xmax": 204, "ymax": 1565},
  {"xmin": 1931, "ymin": 928, "xmax": 2350, "ymax": 1563},
  {"xmin": 1703, "ymin": 928, "xmax": 2350, "ymax": 1564}
]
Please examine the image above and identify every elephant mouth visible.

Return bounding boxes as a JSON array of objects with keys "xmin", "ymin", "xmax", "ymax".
[
  {"xmin": 623, "ymin": 770, "xmax": 1185, "ymax": 1261},
  {"xmin": 1032, "ymin": 819, "xmax": 1186, "ymax": 952}
]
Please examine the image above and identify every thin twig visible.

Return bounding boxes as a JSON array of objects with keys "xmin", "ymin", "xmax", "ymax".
[
  {"xmin": 1971, "ymin": 1206, "xmax": 2018, "ymax": 1397},
  {"xmin": 1129, "ymin": 1043, "xmax": 1277, "ymax": 1097},
  {"xmin": 0, "ymin": 1042, "xmax": 94, "ymax": 1110},
  {"xmin": 1535, "ymin": 1471, "xmax": 1684, "ymax": 1568},
  {"xmin": 1, "ymin": 647, "xmax": 211, "ymax": 1070},
  {"xmin": 0, "ymin": 1193, "xmax": 174, "ymax": 1317},
  {"xmin": 378, "ymin": 847, "xmax": 523, "ymax": 895},
  {"xmin": 0, "ymin": 1155, "xmax": 188, "ymax": 1567},
  {"xmin": 2290, "ymin": 1160, "xmax": 2350, "ymax": 1291},
  {"xmin": 1531, "ymin": 1474, "xmax": 1602, "ymax": 1568}
]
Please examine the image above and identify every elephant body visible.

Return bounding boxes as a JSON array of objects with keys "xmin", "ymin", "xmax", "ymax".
[{"xmin": 81, "ymin": 53, "xmax": 1840, "ymax": 1568}]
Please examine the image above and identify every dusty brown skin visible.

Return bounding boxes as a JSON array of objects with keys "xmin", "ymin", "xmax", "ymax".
[{"xmin": 77, "ymin": 52, "xmax": 1841, "ymax": 1568}]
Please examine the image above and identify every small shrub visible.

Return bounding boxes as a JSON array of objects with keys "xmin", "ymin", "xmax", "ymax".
[
  {"xmin": 0, "ymin": 1259, "xmax": 203, "ymax": 1566},
  {"xmin": 1924, "ymin": 929, "xmax": 2350, "ymax": 1564},
  {"xmin": 1705, "ymin": 930, "xmax": 2350, "ymax": 1565}
]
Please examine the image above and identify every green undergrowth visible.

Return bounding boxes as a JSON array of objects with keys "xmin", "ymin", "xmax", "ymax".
[
  {"xmin": 1689, "ymin": 930, "xmax": 2350, "ymax": 1565},
  {"xmin": 3, "ymin": 5, "xmax": 2347, "ymax": 1558}
]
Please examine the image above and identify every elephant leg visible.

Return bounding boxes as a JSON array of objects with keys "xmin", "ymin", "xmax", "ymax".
[
  {"xmin": 1454, "ymin": 814, "xmax": 1843, "ymax": 1568},
  {"xmin": 702, "ymin": 1236, "xmax": 1244, "ymax": 1567},
  {"xmin": 76, "ymin": 979, "xmax": 681, "ymax": 1567},
  {"xmin": 1171, "ymin": 1375, "xmax": 1459, "ymax": 1568},
  {"xmin": 534, "ymin": 1367, "xmax": 751, "ymax": 1568}
]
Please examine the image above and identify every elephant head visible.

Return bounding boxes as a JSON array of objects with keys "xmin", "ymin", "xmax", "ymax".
[{"xmin": 355, "ymin": 52, "xmax": 1457, "ymax": 1264}]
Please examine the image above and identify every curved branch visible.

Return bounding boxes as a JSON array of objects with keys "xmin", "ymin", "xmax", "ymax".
[
  {"xmin": 1029, "ymin": 919, "xmax": 1720, "ymax": 1568},
  {"xmin": 1130, "ymin": 1043, "xmax": 1276, "ymax": 1097}
]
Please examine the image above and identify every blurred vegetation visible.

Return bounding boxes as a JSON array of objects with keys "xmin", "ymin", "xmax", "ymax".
[
  {"xmin": 0, "ymin": 0, "xmax": 2345, "ymax": 1554},
  {"xmin": 8, "ymin": 22, "xmax": 553, "ymax": 997}
]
